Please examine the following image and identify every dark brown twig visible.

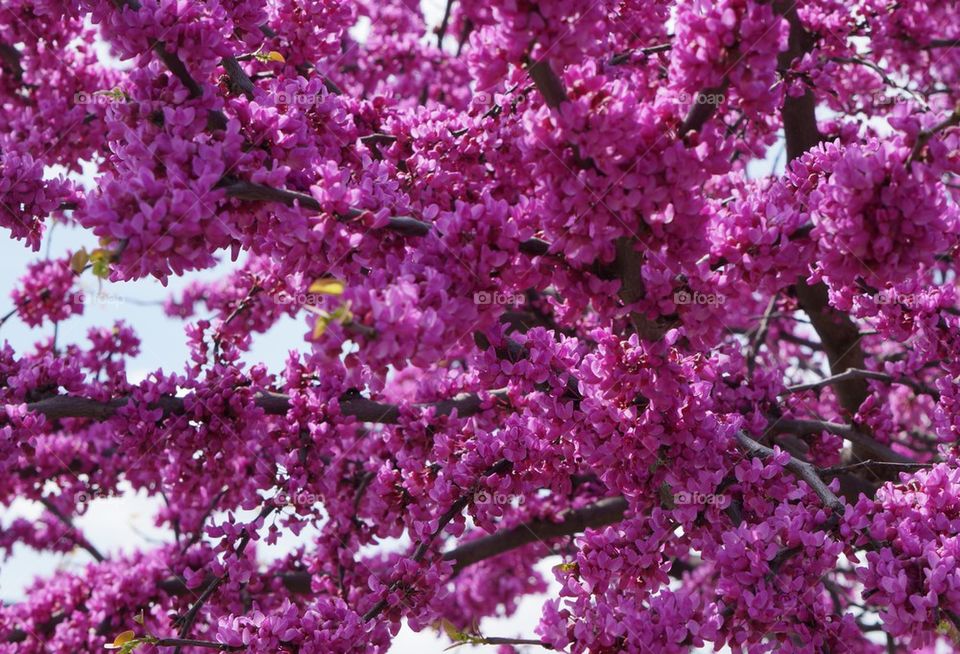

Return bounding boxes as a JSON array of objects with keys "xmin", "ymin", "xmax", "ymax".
[{"xmin": 173, "ymin": 506, "xmax": 274, "ymax": 654}]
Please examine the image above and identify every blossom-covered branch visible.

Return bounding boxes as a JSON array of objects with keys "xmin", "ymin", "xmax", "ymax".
[{"xmin": 3, "ymin": 0, "xmax": 960, "ymax": 651}]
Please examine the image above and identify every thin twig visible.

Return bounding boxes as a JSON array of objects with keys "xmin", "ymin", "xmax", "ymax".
[
  {"xmin": 39, "ymin": 498, "xmax": 106, "ymax": 562},
  {"xmin": 436, "ymin": 0, "xmax": 454, "ymax": 47},
  {"xmin": 772, "ymin": 418, "xmax": 915, "ymax": 465},
  {"xmin": 155, "ymin": 638, "xmax": 240, "ymax": 651},
  {"xmin": 179, "ymin": 488, "xmax": 228, "ymax": 555},
  {"xmin": 609, "ymin": 42, "xmax": 672, "ymax": 65},
  {"xmin": 173, "ymin": 506, "xmax": 274, "ymax": 654},
  {"xmin": 831, "ymin": 56, "xmax": 928, "ymax": 109},
  {"xmin": 906, "ymin": 107, "xmax": 960, "ymax": 169},
  {"xmin": 212, "ymin": 284, "xmax": 263, "ymax": 361},
  {"xmin": 362, "ymin": 460, "xmax": 512, "ymax": 621},
  {"xmin": 821, "ymin": 460, "xmax": 935, "ymax": 475},
  {"xmin": 748, "ymin": 294, "xmax": 778, "ymax": 376},
  {"xmin": 783, "ymin": 368, "xmax": 939, "ymax": 398}
]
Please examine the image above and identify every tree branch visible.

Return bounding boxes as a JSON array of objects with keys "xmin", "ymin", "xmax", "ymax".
[
  {"xmin": 221, "ymin": 56, "xmax": 256, "ymax": 100},
  {"xmin": 680, "ymin": 82, "xmax": 729, "ymax": 134},
  {"xmin": 0, "ymin": 43, "xmax": 24, "ymax": 81},
  {"xmin": 793, "ymin": 279, "xmax": 869, "ymax": 418},
  {"xmin": 111, "ymin": 0, "xmax": 230, "ymax": 130},
  {"xmin": 775, "ymin": 0, "xmax": 821, "ymax": 160},
  {"xmin": 154, "ymin": 496, "xmax": 631, "ymax": 600},
  {"xmin": 820, "ymin": 460, "xmax": 934, "ymax": 475},
  {"xmin": 783, "ymin": 368, "xmax": 939, "ymax": 399},
  {"xmin": 23, "ymin": 388, "xmax": 509, "ymax": 426},
  {"xmin": 221, "ymin": 179, "xmax": 551, "ymax": 252},
  {"xmin": 156, "ymin": 638, "xmax": 240, "ymax": 651},
  {"xmin": 748, "ymin": 294, "xmax": 778, "ymax": 375},
  {"xmin": 39, "ymin": 498, "xmax": 106, "ymax": 562},
  {"xmin": 736, "ymin": 432, "xmax": 843, "ymax": 512},
  {"xmin": 436, "ymin": 0, "xmax": 455, "ymax": 47},
  {"xmin": 9, "ymin": 436, "xmax": 863, "ymax": 645},
  {"xmin": 527, "ymin": 58, "xmax": 568, "ymax": 109},
  {"xmin": 772, "ymin": 418, "xmax": 915, "ymax": 465},
  {"xmin": 443, "ymin": 496, "xmax": 629, "ymax": 574},
  {"xmin": 221, "ymin": 179, "xmax": 426, "ymax": 236},
  {"xmin": 774, "ymin": 0, "xmax": 886, "ymax": 476},
  {"xmin": 609, "ymin": 43, "xmax": 672, "ymax": 66}
]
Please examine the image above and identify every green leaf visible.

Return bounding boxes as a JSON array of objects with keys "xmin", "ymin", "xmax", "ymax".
[
  {"xmin": 308, "ymin": 278, "xmax": 345, "ymax": 295},
  {"xmin": 330, "ymin": 304, "xmax": 353, "ymax": 323},
  {"xmin": 70, "ymin": 248, "xmax": 90, "ymax": 274},
  {"xmin": 89, "ymin": 248, "xmax": 111, "ymax": 279},
  {"xmin": 938, "ymin": 617, "xmax": 960, "ymax": 643},
  {"xmin": 104, "ymin": 631, "xmax": 135, "ymax": 650},
  {"xmin": 312, "ymin": 314, "xmax": 331, "ymax": 339},
  {"xmin": 438, "ymin": 619, "xmax": 468, "ymax": 643},
  {"xmin": 251, "ymin": 49, "xmax": 286, "ymax": 64},
  {"xmin": 93, "ymin": 87, "xmax": 128, "ymax": 101},
  {"xmin": 103, "ymin": 632, "xmax": 157, "ymax": 653}
]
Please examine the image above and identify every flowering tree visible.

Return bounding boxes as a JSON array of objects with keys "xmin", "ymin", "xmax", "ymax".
[{"xmin": 2, "ymin": 0, "xmax": 960, "ymax": 651}]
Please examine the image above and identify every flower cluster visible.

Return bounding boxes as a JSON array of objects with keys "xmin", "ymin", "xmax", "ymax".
[
  {"xmin": 2, "ymin": 0, "xmax": 960, "ymax": 652},
  {"xmin": 669, "ymin": 0, "xmax": 787, "ymax": 120},
  {"xmin": 800, "ymin": 139, "xmax": 959, "ymax": 308},
  {"xmin": 0, "ymin": 146, "xmax": 74, "ymax": 250},
  {"xmin": 846, "ymin": 465, "xmax": 960, "ymax": 646}
]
